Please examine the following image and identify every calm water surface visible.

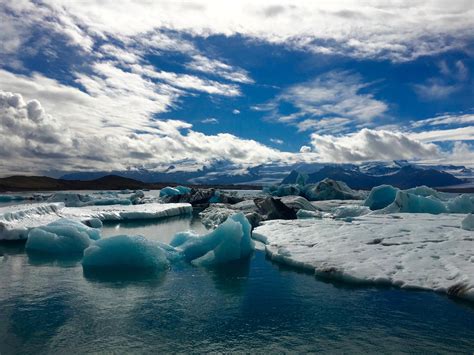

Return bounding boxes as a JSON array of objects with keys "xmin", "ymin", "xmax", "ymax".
[{"xmin": 1, "ymin": 215, "xmax": 474, "ymax": 354}]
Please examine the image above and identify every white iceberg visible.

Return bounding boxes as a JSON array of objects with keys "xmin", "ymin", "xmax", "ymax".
[
  {"xmin": 253, "ymin": 214, "xmax": 474, "ymax": 301},
  {"xmin": 171, "ymin": 212, "xmax": 254, "ymax": 266},
  {"xmin": 303, "ymin": 179, "xmax": 364, "ymax": 201},
  {"xmin": 47, "ymin": 192, "xmax": 132, "ymax": 207},
  {"xmin": 26, "ymin": 218, "xmax": 101, "ymax": 255},
  {"xmin": 0, "ymin": 202, "xmax": 192, "ymax": 240},
  {"xmin": 82, "ymin": 235, "xmax": 170, "ymax": 271},
  {"xmin": 61, "ymin": 203, "xmax": 192, "ymax": 222},
  {"xmin": 0, "ymin": 203, "xmax": 64, "ymax": 240}
]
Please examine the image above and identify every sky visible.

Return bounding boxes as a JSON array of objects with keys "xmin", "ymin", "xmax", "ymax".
[{"xmin": 0, "ymin": 0, "xmax": 473, "ymax": 176}]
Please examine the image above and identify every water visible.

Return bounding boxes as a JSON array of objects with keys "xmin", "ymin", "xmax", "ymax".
[{"xmin": 1, "ymin": 215, "xmax": 474, "ymax": 353}]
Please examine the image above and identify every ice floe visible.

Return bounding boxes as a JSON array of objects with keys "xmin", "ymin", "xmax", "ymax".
[
  {"xmin": 253, "ymin": 214, "xmax": 474, "ymax": 301},
  {"xmin": 0, "ymin": 202, "xmax": 192, "ymax": 240}
]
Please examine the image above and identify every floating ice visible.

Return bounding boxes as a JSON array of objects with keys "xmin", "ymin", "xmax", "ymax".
[
  {"xmin": 0, "ymin": 203, "xmax": 192, "ymax": 240},
  {"xmin": 171, "ymin": 212, "xmax": 254, "ymax": 266},
  {"xmin": 445, "ymin": 194, "xmax": 474, "ymax": 214},
  {"xmin": 364, "ymin": 185, "xmax": 399, "ymax": 210},
  {"xmin": 303, "ymin": 179, "xmax": 364, "ymax": 201},
  {"xmin": 26, "ymin": 219, "xmax": 101, "ymax": 255},
  {"xmin": 61, "ymin": 203, "xmax": 192, "ymax": 222},
  {"xmin": 159, "ymin": 186, "xmax": 191, "ymax": 197},
  {"xmin": 263, "ymin": 184, "xmax": 301, "ymax": 197},
  {"xmin": 462, "ymin": 214, "xmax": 474, "ymax": 231},
  {"xmin": 47, "ymin": 192, "xmax": 132, "ymax": 207},
  {"xmin": 253, "ymin": 214, "xmax": 474, "ymax": 301},
  {"xmin": 332, "ymin": 205, "xmax": 371, "ymax": 219},
  {"xmin": 296, "ymin": 210, "xmax": 328, "ymax": 219},
  {"xmin": 82, "ymin": 235, "xmax": 170, "ymax": 271},
  {"xmin": 278, "ymin": 196, "xmax": 319, "ymax": 212},
  {"xmin": 379, "ymin": 191, "xmax": 447, "ymax": 214},
  {"xmin": 199, "ymin": 204, "xmax": 236, "ymax": 229},
  {"xmin": 0, "ymin": 203, "xmax": 64, "ymax": 240}
]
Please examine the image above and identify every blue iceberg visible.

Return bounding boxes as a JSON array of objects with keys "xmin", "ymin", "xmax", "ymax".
[
  {"xmin": 82, "ymin": 235, "xmax": 170, "ymax": 271},
  {"xmin": 170, "ymin": 212, "xmax": 254, "ymax": 266},
  {"xmin": 364, "ymin": 185, "xmax": 399, "ymax": 210},
  {"xmin": 26, "ymin": 219, "xmax": 101, "ymax": 255}
]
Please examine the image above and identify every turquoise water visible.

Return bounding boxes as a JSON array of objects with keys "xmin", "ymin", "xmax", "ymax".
[{"xmin": 1, "ymin": 215, "xmax": 474, "ymax": 353}]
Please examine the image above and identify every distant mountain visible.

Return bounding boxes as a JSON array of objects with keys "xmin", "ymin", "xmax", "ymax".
[
  {"xmin": 281, "ymin": 165, "xmax": 463, "ymax": 189},
  {"xmin": 58, "ymin": 160, "xmax": 470, "ymax": 188}
]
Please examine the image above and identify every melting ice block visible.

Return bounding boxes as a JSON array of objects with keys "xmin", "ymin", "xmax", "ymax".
[
  {"xmin": 26, "ymin": 218, "xmax": 101, "ymax": 255},
  {"xmin": 82, "ymin": 235, "xmax": 170, "ymax": 271},
  {"xmin": 253, "ymin": 214, "xmax": 474, "ymax": 301},
  {"xmin": 462, "ymin": 214, "xmax": 474, "ymax": 231},
  {"xmin": 171, "ymin": 212, "xmax": 254, "ymax": 266}
]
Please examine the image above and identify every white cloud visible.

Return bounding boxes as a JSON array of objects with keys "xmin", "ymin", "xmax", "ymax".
[
  {"xmin": 310, "ymin": 128, "xmax": 440, "ymax": 162},
  {"xmin": 270, "ymin": 138, "xmax": 284, "ymax": 144},
  {"xmin": 11, "ymin": 0, "xmax": 472, "ymax": 62},
  {"xmin": 188, "ymin": 55, "xmax": 254, "ymax": 84},
  {"xmin": 413, "ymin": 79, "xmax": 462, "ymax": 101},
  {"xmin": 232, "ymin": 109, "xmax": 240, "ymax": 115},
  {"xmin": 409, "ymin": 126, "xmax": 474, "ymax": 143},
  {"xmin": 410, "ymin": 113, "xmax": 474, "ymax": 129},
  {"xmin": 299, "ymin": 145, "xmax": 312, "ymax": 153},
  {"xmin": 263, "ymin": 70, "xmax": 388, "ymax": 133},
  {"xmin": 201, "ymin": 117, "xmax": 219, "ymax": 124}
]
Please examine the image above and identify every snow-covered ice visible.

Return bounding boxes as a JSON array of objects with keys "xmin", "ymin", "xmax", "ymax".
[
  {"xmin": 26, "ymin": 219, "xmax": 101, "ymax": 255},
  {"xmin": 253, "ymin": 214, "xmax": 474, "ymax": 301},
  {"xmin": 0, "ymin": 203, "xmax": 64, "ymax": 240},
  {"xmin": 0, "ymin": 202, "xmax": 192, "ymax": 240},
  {"xmin": 171, "ymin": 212, "xmax": 254, "ymax": 266},
  {"xmin": 62, "ymin": 203, "xmax": 192, "ymax": 222}
]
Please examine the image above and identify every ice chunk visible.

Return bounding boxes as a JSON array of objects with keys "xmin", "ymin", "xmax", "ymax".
[
  {"xmin": 159, "ymin": 186, "xmax": 191, "ymax": 197},
  {"xmin": 278, "ymin": 196, "xmax": 319, "ymax": 212},
  {"xmin": 0, "ymin": 203, "xmax": 64, "ymax": 240},
  {"xmin": 379, "ymin": 191, "xmax": 447, "ymax": 214},
  {"xmin": 254, "ymin": 214, "xmax": 474, "ymax": 301},
  {"xmin": 404, "ymin": 186, "xmax": 442, "ymax": 199},
  {"xmin": 199, "ymin": 204, "xmax": 236, "ymax": 229},
  {"xmin": 303, "ymin": 179, "xmax": 364, "ymax": 201},
  {"xmin": 26, "ymin": 219, "xmax": 101, "ymax": 255},
  {"xmin": 47, "ymin": 192, "xmax": 131, "ymax": 207},
  {"xmin": 462, "ymin": 214, "xmax": 474, "ymax": 231},
  {"xmin": 445, "ymin": 194, "xmax": 474, "ymax": 214},
  {"xmin": 263, "ymin": 184, "xmax": 301, "ymax": 197},
  {"xmin": 332, "ymin": 205, "xmax": 371, "ymax": 219},
  {"xmin": 364, "ymin": 185, "xmax": 399, "ymax": 210},
  {"xmin": 296, "ymin": 210, "xmax": 328, "ymax": 219},
  {"xmin": 82, "ymin": 235, "xmax": 170, "ymax": 271},
  {"xmin": 171, "ymin": 212, "xmax": 254, "ymax": 266}
]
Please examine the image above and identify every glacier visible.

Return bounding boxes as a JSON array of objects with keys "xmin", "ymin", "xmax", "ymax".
[
  {"xmin": 253, "ymin": 214, "xmax": 474, "ymax": 301},
  {"xmin": 26, "ymin": 218, "xmax": 101, "ymax": 255}
]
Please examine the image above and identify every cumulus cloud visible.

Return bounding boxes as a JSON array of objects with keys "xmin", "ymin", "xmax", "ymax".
[
  {"xmin": 310, "ymin": 129, "xmax": 440, "ymax": 162},
  {"xmin": 299, "ymin": 145, "xmax": 312, "ymax": 153},
  {"xmin": 232, "ymin": 109, "xmax": 240, "ymax": 115}
]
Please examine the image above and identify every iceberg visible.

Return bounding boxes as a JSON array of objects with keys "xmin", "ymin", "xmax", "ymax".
[
  {"xmin": 303, "ymin": 179, "xmax": 364, "ymax": 201},
  {"xmin": 26, "ymin": 219, "xmax": 101, "ymax": 255},
  {"xmin": 263, "ymin": 184, "xmax": 301, "ymax": 197},
  {"xmin": 0, "ymin": 203, "xmax": 64, "ymax": 240},
  {"xmin": 82, "ymin": 235, "xmax": 170, "ymax": 271},
  {"xmin": 364, "ymin": 185, "xmax": 399, "ymax": 210},
  {"xmin": 253, "ymin": 214, "xmax": 474, "ymax": 301},
  {"xmin": 61, "ymin": 203, "xmax": 192, "ymax": 222},
  {"xmin": 445, "ymin": 194, "xmax": 474, "ymax": 214},
  {"xmin": 0, "ymin": 202, "xmax": 192, "ymax": 240},
  {"xmin": 462, "ymin": 214, "xmax": 474, "ymax": 231},
  {"xmin": 278, "ymin": 196, "xmax": 319, "ymax": 212},
  {"xmin": 379, "ymin": 191, "xmax": 447, "ymax": 214},
  {"xmin": 171, "ymin": 212, "xmax": 254, "ymax": 266},
  {"xmin": 47, "ymin": 192, "xmax": 132, "ymax": 207},
  {"xmin": 159, "ymin": 186, "xmax": 191, "ymax": 197}
]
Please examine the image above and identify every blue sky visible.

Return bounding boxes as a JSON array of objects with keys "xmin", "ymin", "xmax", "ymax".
[{"xmin": 0, "ymin": 1, "xmax": 473, "ymax": 175}]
